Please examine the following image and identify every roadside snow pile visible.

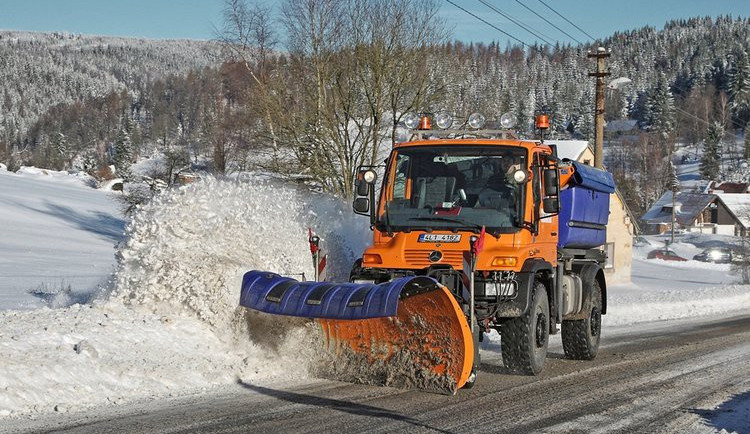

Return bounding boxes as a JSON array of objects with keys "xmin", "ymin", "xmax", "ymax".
[
  {"xmin": 113, "ymin": 177, "xmax": 367, "ymax": 328},
  {"xmin": 607, "ymin": 284, "xmax": 750, "ymax": 326},
  {"xmin": 0, "ymin": 178, "xmax": 369, "ymax": 418}
]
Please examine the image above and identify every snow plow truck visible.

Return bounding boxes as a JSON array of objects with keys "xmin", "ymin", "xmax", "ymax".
[{"xmin": 240, "ymin": 113, "xmax": 615, "ymax": 394}]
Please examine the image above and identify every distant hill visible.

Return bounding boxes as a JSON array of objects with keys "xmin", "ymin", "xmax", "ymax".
[{"xmin": 0, "ymin": 31, "xmax": 221, "ymax": 138}]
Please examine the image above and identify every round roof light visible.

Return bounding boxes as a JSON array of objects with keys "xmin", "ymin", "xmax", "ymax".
[
  {"xmin": 468, "ymin": 112, "xmax": 486, "ymax": 129},
  {"xmin": 403, "ymin": 112, "xmax": 419, "ymax": 129},
  {"xmin": 499, "ymin": 112, "xmax": 517, "ymax": 129},
  {"xmin": 363, "ymin": 169, "xmax": 377, "ymax": 184},
  {"xmin": 435, "ymin": 113, "xmax": 453, "ymax": 129}
]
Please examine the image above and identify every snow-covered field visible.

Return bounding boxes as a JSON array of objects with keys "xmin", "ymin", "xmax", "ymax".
[
  {"xmin": 0, "ymin": 167, "xmax": 749, "ymax": 428},
  {"xmin": 0, "ymin": 168, "xmax": 123, "ymax": 309}
]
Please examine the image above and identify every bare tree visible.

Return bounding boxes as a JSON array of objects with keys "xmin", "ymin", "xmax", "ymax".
[
  {"xmin": 218, "ymin": 0, "xmax": 447, "ymax": 198},
  {"xmin": 217, "ymin": 0, "xmax": 280, "ymax": 173}
]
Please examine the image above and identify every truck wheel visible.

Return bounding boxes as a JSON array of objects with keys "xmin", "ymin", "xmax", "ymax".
[
  {"xmin": 462, "ymin": 327, "xmax": 481, "ymax": 389},
  {"xmin": 463, "ymin": 368, "xmax": 477, "ymax": 389},
  {"xmin": 349, "ymin": 258, "xmax": 363, "ymax": 281},
  {"xmin": 562, "ymin": 279, "xmax": 602, "ymax": 360},
  {"xmin": 500, "ymin": 282, "xmax": 549, "ymax": 375}
]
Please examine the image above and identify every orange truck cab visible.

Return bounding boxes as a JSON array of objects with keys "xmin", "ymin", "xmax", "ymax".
[{"xmin": 351, "ymin": 121, "xmax": 615, "ymax": 376}]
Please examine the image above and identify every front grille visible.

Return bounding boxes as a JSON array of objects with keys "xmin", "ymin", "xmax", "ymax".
[{"xmin": 403, "ymin": 249, "xmax": 464, "ymax": 268}]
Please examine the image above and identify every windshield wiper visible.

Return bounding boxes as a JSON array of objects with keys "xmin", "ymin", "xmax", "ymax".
[{"xmin": 408, "ymin": 216, "xmax": 484, "ymax": 233}]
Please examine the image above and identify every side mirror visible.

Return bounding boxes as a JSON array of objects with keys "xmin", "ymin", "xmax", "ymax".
[
  {"xmin": 355, "ymin": 179, "xmax": 369, "ymax": 197},
  {"xmin": 543, "ymin": 197, "xmax": 560, "ymax": 214},
  {"xmin": 458, "ymin": 188, "xmax": 467, "ymax": 201},
  {"xmin": 543, "ymin": 169, "xmax": 558, "ymax": 196},
  {"xmin": 353, "ymin": 197, "xmax": 370, "ymax": 214},
  {"xmin": 353, "ymin": 168, "xmax": 378, "ymax": 224}
]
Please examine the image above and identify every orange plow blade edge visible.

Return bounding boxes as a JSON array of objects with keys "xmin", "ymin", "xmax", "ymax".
[
  {"xmin": 319, "ymin": 286, "xmax": 474, "ymax": 394},
  {"xmin": 239, "ymin": 271, "xmax": 474, "ymax": 394}
]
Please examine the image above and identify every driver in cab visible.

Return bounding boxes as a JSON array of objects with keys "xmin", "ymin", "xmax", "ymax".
[{"xmin": 477, "ymin": 157, "xmax": 519, "ymax": 210}]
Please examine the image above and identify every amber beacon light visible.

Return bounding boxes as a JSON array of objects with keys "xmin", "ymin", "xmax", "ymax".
[{"xmin": 535, "ymin": 114, "xmax": 550, "ymax": 130}]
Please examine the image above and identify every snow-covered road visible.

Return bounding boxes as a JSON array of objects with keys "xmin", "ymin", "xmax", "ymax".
[
  {"xmin": 6, "ymin": 314, "xmax": 749, "ymax": 433},
  {"xmin": 1, "ymin": 171, "xmax": 749, "ymax": 432}
]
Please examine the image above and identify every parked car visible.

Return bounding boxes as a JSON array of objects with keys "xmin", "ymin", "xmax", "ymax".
[
  {"xmin": 692, "ymin": 247, "xmax": 733, "ymax": 264},
  {"xmin": 647, "ymin": 248, "xmax": 688, "ymax": 262}
]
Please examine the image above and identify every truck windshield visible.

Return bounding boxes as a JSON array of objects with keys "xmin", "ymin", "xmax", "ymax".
[{"xmin": 381, "ymin": 145, "xmax": 527, "ymax": 233}]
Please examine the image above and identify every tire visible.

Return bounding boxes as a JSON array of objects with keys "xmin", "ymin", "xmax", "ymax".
[
  {"xmin": 562, "ymin": 278, "xmax": 602, "ymax": 360},
  {"xmin": 349, "ymin": 258, "xmax": 363, "ymax": 281},
  {"xmin": 463, "ymin": 369, "xmax": 477, "ymax": 389},
  {"xmin": 500, "ymin": 282, "xmax": 549, "ymax": 375},
  {"xmin": 462, "ymin": 323, "xmax": 481, "ymax": 389}
]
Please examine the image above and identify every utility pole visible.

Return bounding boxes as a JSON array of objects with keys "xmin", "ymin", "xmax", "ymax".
[{"xmin": 588, "ymin": 47, "xmax": 611, "ymax": 169}]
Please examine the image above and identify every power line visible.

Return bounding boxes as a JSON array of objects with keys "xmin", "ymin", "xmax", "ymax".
[
  {"xmin": 535, "ymin": 0, "xmax": 597, "ymax": 41},
  {"xmin": 477, "ymin": 0, "xmax": 555, "ymax": 46},
  {"xmin": 514, "ymin": 0, "xmax": 584, "ymax": 45},
  {"xmin": 445, "ymin": 0, "xmax": 534, "ymax": 50}
]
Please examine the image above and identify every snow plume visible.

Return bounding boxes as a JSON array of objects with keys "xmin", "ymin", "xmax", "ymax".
[
  {"xmin": 113, "ymin": 177, "xmax": 368, "ymax": 330},
  {"xmin": 0, "ymin": 177, "xmax": 370, "ymax": 418}
]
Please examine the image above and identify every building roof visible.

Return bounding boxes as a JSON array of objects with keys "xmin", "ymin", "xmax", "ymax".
[
  {"xmin": 605, "ymin": 119, "xmax": 638, "ymax": 133},
  {"xmin": 715, "ymin": 193, "xmax": 750, "ymax": 228},
  {"xmin": 641, "ymin": 191, "xmax": 718, "ymax": 225},
  {"xmin": 705, "ymin": 181, "xmax": 750, "ymax": 194},
  {"xmin": 546, "ymin": 140, "xmax": 590, "ymax": 161}
]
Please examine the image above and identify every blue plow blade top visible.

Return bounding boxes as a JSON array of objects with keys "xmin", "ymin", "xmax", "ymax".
[{"xmin": 239, "ymin": 270, "xmax": 440, "ymax": 320}]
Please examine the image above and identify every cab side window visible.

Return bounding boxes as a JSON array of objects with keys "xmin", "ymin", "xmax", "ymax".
[{"xmin": 392, "ymin": 154, "xmax": 410, "ymax": 199}]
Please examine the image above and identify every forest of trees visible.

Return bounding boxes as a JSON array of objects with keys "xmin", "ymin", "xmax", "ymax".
[{"xmin": 1, "ymin": 9, "xmax": 749, "ymax": 216}]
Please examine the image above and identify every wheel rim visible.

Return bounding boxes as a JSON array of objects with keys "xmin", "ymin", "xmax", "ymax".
[
  {"xmin": 590, "ymin": 307, "xmax": 601, "ymax": 337},
  {"xmin": 535, "ymin": 312, "xmax": 547, "ymax": 347}
]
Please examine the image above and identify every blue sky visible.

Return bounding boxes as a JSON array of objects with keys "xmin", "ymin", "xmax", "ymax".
[{"xmin": 0, "ymin": 0, "xmax": 748, "ymax": 45}]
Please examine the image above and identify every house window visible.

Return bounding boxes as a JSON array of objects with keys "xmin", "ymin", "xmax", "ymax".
[
  {"xmin": 583, "ymin": 159, "xmax": 592, "ymax": 166},
  {"xmin": 605, "ymin": 242, "xmax": 615, "ymax": 270}
]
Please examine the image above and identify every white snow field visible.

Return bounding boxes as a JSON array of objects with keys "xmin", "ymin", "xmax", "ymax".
[
  {"xmin": 0, "ymin": 168, "xmax": 124, "ymax": 309},
  {"xmin": 0, "ymin": 169, "xmax": 749, "ymax": 423}
]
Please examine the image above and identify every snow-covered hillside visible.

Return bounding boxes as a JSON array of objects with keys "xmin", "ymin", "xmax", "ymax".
[
  {"xmin": 1, "ymin": 172, "xmax": 749, "ymax": 421},
  {"xmin": 0, "ymin": 30, "xmax": 219, "ymax": 132},
  {"xmin": 0, "ymin": 168, "xmax": 123, "ymax": 309}
]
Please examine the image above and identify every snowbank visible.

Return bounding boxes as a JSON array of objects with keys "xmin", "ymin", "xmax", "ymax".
[
  {"xmin": 606, "ymin": 284, "xmax": 750, "ymax": 326},
  {"xmin": 0, "ymin": 178, "xmax": 369, "ymax": 418}
]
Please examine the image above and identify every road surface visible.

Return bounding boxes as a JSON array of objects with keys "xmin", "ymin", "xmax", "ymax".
[{"xmin": 7, "ymin": 314, "xmax": 750, "ymax": 434}]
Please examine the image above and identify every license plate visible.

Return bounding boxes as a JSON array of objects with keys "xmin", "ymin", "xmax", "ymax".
[{"xmin": 418, "ymin": 234, "xmax": 461, "ymax": 243}]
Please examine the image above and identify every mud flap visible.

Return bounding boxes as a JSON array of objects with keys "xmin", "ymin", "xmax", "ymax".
[{"xmin": 240, "ymin": 271, "xmax": 474, "ymax": 393}]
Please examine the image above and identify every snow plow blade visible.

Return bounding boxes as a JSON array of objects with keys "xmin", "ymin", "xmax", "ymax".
[{"xmin": 240, "ymin": 271, "xmax": 474, "ymax": 394}]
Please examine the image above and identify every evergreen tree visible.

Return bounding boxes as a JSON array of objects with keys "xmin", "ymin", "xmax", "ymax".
[
  {"xmin": 113, "ymin": 127, "xmax": 133, "ymax": 179},
  {"xmin": 668, "ymin": 160, "xmax": 680, "ymax": 192},
  {"xmin": 644, "ymin": 73, "xmax": 676, "ymax": 138},
  {"xmin": 700, "ymin": 122, "xmax": 723, "ymax": 180},
  {"xmin": 745, "ymin": 129, "xmax": 750, "ymax": 160},
  {"xmin": 729, "ymin": 50, "xmax": 750, "ymax": 125},
  {"xmin": 50, "ymin": 132, "xmax": 68, "ymax": 169}
]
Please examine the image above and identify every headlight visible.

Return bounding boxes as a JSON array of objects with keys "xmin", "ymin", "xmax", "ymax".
[
  {"xmin": 403, "ymin": 112, "xmax": 419, "ymax": 129},
  {"xmin": 468, "ymin": 112, "xmax": 486, "ymax": 129},
  {"xmin": 435, "ymin": 112, "xmax": 453, "ymax": 129},
  {"xmin": 491, "ymin": 256, "xmax": 518, "ymax": 267},
  {"xmin": 363, "ymin": 169, "xmax": 377, "ymax": 183},
  {"xmin": 500, "ymin": 112, "xmax": 517, "ymax": 128},
  {"xmin": 513, "ymin": 170, "xmax": 528, "ymax": 183}
]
